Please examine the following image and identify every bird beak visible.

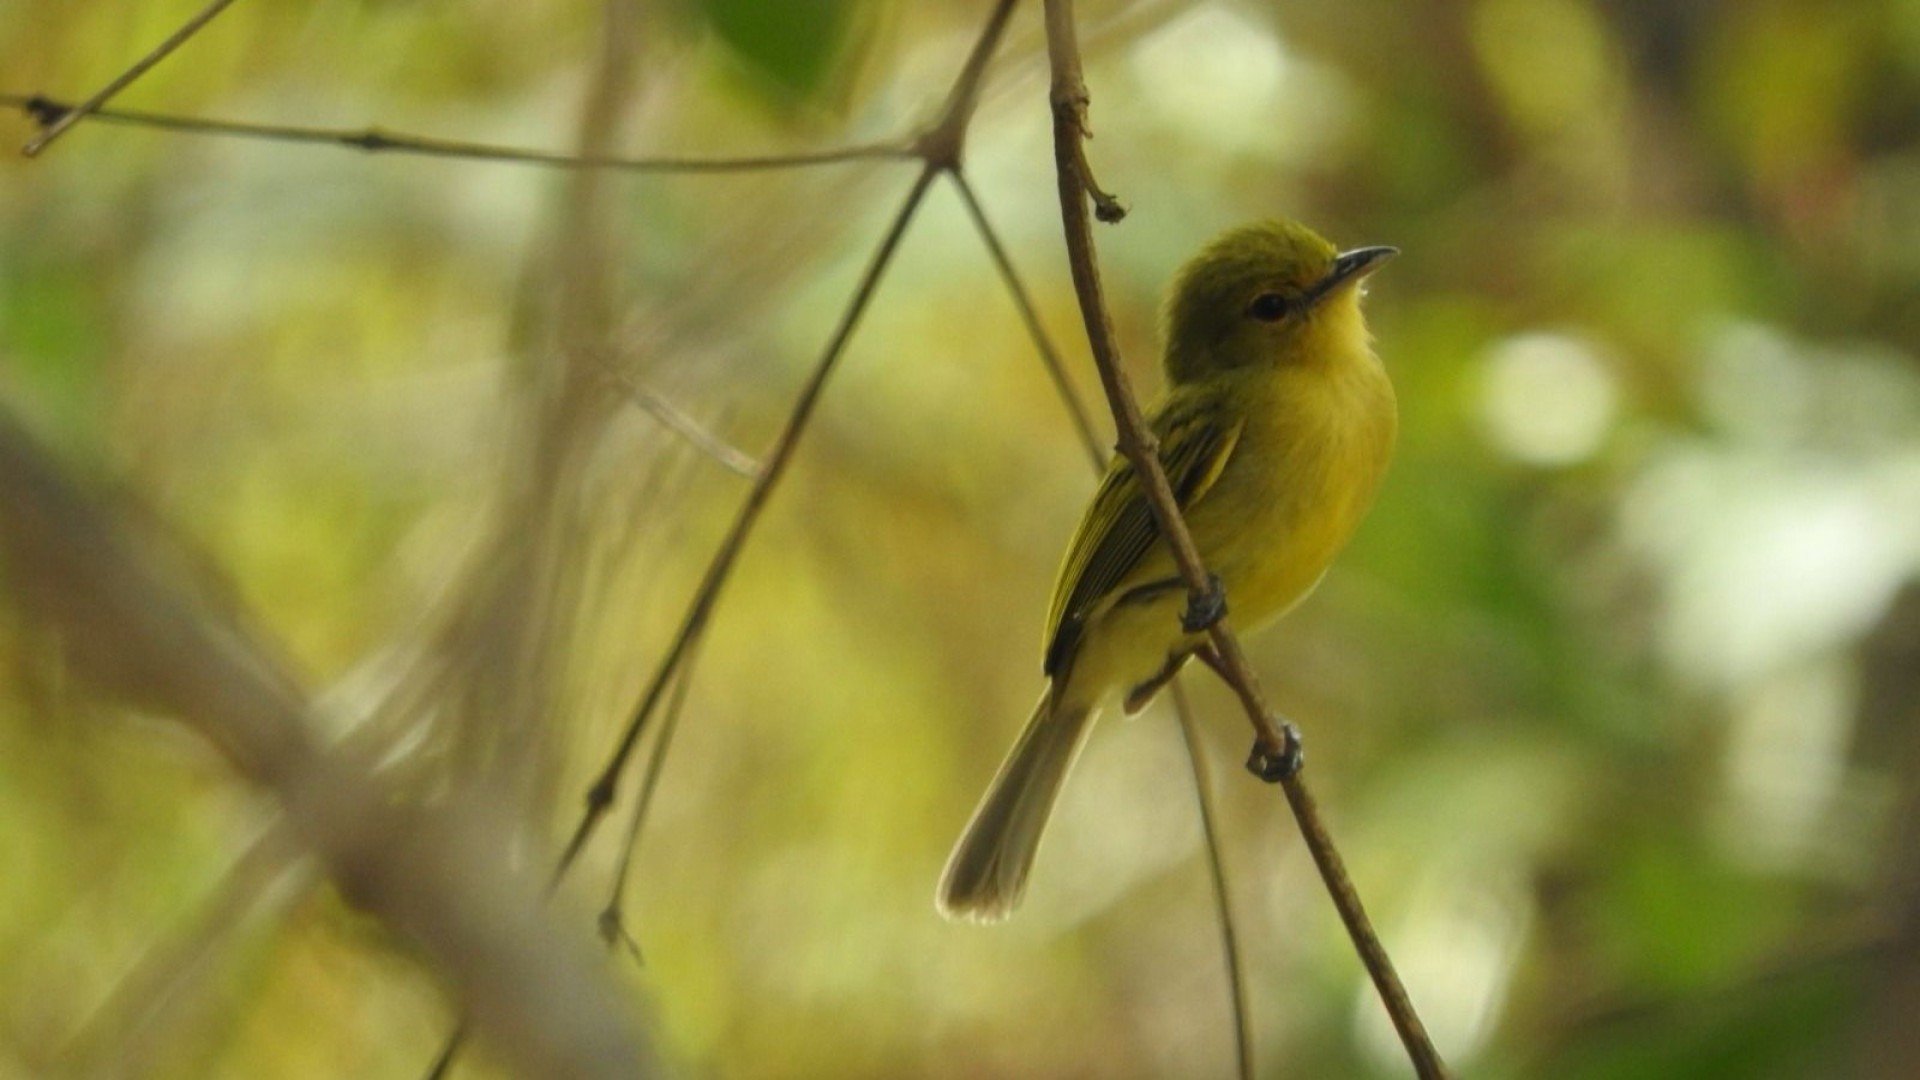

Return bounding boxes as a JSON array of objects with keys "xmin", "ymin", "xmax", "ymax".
[{"xmin": 1309, "ymin": 246, "xmax": 1398, "ymax": 306}]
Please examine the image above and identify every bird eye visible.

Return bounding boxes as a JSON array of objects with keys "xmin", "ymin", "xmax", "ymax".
[{"xmin": 1246, "ymin": 292, "xmax": 1289, "ymax": 322}]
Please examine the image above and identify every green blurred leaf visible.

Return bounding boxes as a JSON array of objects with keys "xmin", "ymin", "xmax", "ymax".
[
  {"xmin": 1546, "ymin": 953, "xmax": 1857, "ymax": 1080},
  {"xmin": 0, "ymin": 256, "xmax": 107, "ymax": 443},
  {"xmin": 698, "ymin": 0, "xmax": 858, "ymax": 101}
]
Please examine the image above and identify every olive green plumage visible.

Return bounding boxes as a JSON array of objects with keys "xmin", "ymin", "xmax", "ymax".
[{"xmin": 940, "ymin": 219, "xmax": 1399, "ymax": 922}]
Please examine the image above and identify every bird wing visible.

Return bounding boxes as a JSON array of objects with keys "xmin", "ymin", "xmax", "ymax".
[{"xmin": 1043, "ymin": 399, "xmax": 1243, "ymax": 679}]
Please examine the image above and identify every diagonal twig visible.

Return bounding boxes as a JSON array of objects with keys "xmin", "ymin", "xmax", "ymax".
[
  {"xmin": 1171, "ymin": 680, "xmax": 1254, "ymax": 1080},
  {"xmin": 1038, "ymin": 1, "xmax": 1448, "ymax": 1076},
  {"xmin": 61, "ymin": 826, "xmax": 311, "ymax": 1076},
  {"xmin": 599, "ymin": 627, "xmax": 707, "ymax": 958},
  {"xmin": 947, "ymin": 170, "xmax": 1106, "ymax": 466},
  {"xmin": 0, "ymin": 408, "xmax": 654, "ymax": 1078},
  {"xmin": 21, "ymin": 0, "xmax": 244, "ymax": 156},
  {"xmin": 4, "ymin": 92, "xmax": 915, "ymax": 173},
  {"xmin": 551, "ymin": 163, "xmax": 940, "ymax": 884},
  {"xmin": 951, "ymin": 162, "xmax": 1253, "ymax": 1080},
  {"xmin": 552, "ymin": 0, "xmax": 1020, "ymax": 891},
  {"xmin": 423, "ymin": 5, "xmax": 1022, "ymax": 1075}
]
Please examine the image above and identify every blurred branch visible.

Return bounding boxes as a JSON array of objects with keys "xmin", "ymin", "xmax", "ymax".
[
  {"xmin": 1543, "ymin": 924, "xmax": 1884, "ymax": 1050},
  {"xmin": 1171, "ymin": 680, "xmax": 1254, "ymax": 1080},
  {"xmin": 19, "ymin": 0, "xmax": 242, "ymax": 156},
  {"xmin": 599, "ymin": 368, "xmax": 762, "ymax": 480},
  {"xmin": 2, "ymin": 92, "xmax": 915, "ymax": 173},
  {"xmin": 1852, "ymin": 583, "xmax": 1920, "ymax": 1076},
  {"xmin": 557, "ymin": 163, "xmax": 940, "ymax": 878},
  {"xmin": 0, "ymin": 408, "xmax": 654, "ymax": 1078},
  {"xmin": 11, "ymin": 93, "xmax": 765, "ymax": 483},
  {"xmin": 1038, "ymin": 2, "xmax": 1448, "ymax": 1077},
  {"xmin": 422, "ymin": 1, "xmax": 673, "ymax": 1071},
  {"xmin": 64, "ymin": 827, "xmax": 311, "ymax": 1078}
]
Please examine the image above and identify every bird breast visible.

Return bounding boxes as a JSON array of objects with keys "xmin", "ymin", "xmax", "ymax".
[{"xmin": 1199, "ymin": 354, "xmax": 1396, "ymax": 632}]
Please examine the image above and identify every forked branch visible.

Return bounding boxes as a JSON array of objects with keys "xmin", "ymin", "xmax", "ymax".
[{"xmin": 20, "ymin": 0, "xmax": 243, "ymax": 155}]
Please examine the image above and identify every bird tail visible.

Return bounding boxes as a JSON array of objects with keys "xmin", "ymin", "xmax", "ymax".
[{"xmin": 937, "ymin": 688, "xmax": 1096, "ymax": 922}]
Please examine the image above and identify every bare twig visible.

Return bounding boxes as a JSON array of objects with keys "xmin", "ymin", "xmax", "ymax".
[
  {"xmin": 948, "ymin": 170, "xmax": 1106, "ymax": 466},
  {"xmin": 550, "ymin": 0, "xmax": 1018, "ymax": 889},
  {"xmin": 600, "ymin": 628, "xmax": 707, "ymax": 956},
  {"xmin": 1038, "ymin": 2, "xmax": 1447, "ymax": 1076},
  {"xmin": 4, "ymin": 92, "xmax": 914, "ymax": 173},
  {"xmin": 0, "ymin": 409, "xmax": 654, "ymax": 1078},
  {"xmin": 20, "ymin": 0, "xmax": 244, "ymax": 156},
  {"xmin": 952, "ymin": 162, "xmax": 1251, "ymax": 1079},
  {"xmin": 421, "ymin": 6, "xmax": 1021, "ymax": 1076},
  {"xmin": 555, "ymin": 163, "xmax": 938, "ymax": 877},
  {"xmin": 1170, "ymin": 680, "xmax": 1255, "ymax": 1080}
]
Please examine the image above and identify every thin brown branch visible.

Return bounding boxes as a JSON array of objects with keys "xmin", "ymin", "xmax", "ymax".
[
  {"xmin": 1038, "ymin": 2, "xmax": 1448, "ymax": 1076},
  {"xmin": 0, "ymin": 409, "xmax": 653, "ymax": 1078},
  {"xmin": 4, "ymin": 93, "xmax": 914, "ymax": 173},
  {"xmin": 554, "ymin": 162, "xmax": 939, "ymax": 883},
  {"xmin": 549, "ymin": 0, "xmax": 1019, "ymax": 888},
  {"xmin": 954, "ymin": 159, "xmax": 1248, "ymax": 1076},
  {"xmin": 1281, "ymin": 761, "xmax": 1447, "ymax": 1072},
  {"xmin": 20, "ymin": 0, "xmax": 243, "ymax": 156},
  {"xmin": 1170, "ymin": 680, "xmax": 1255, "ymax": 1080},
  {"xmin": 600, "ymin": 628, "xmax": 707, "ymax": 956},
  {"xmin": 948, "ymin": 170, "xmax": 1106, "ymax": 467},
  {"xmin": 911, "ymin": 0, "xmax": 1020, "ymax": 171},
  {"xmin": 1177, "ymin": 697, "xmax": 1256, "ymax": 1076}
]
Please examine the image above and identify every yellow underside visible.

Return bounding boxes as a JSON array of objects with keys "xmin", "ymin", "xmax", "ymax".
[{"xmin": 1056, "ymin": 299, "xmax": 1397, "ymax": 713}]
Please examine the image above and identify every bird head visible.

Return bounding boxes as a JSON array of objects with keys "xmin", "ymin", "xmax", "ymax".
[{"xmin": 1162, "ymin": 219, "xmax": 1395, "ymax": 385}]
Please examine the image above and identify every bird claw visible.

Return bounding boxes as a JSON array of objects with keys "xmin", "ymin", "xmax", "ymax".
[
  {"xmin": 1246, "ymin": 723, "xmax": 1304, "ymax": 783},
  {"xmin": 1181, "ymin": 574, "xmax": 1228, "ymax": 634}
]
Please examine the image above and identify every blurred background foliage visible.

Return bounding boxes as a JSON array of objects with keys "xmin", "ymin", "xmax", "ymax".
[{"xmin": 3, "ymin": 0, "xmax": 1920, "ymax": 1076}]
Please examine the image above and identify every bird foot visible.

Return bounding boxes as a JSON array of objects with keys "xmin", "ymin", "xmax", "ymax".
[
  {"xmin": 1246, "ymin": 723, "xmax": 1304, "ymax": 782},
  {"xmin": 1181, "ymin": 574, "xmax": 1228, "ymax": 634}
]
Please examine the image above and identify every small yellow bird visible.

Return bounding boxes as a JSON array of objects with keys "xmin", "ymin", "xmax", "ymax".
[{"xmin": 938, "ymin": 219, "xmax": 1399, "ymax": 921}]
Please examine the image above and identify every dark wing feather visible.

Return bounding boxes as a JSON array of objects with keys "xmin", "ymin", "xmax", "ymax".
[{"xmin": 1042, "ymin": 404, "xmax": 1242, "ymax": 678}]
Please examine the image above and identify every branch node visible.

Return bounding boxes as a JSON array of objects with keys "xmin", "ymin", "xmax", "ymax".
[
  {"xmin": 596, "ymin": 908, "xmax": 645, "ymax": 964},
  {"xmin": 585, "ymin": 776, "xmax": 615, "ymax": 816},
  {"xmin": 1182, "ymin": 574, "xmax": 1228, "ymax": 634},
  {"xmin": 23, "ymin": 95, "xmax": 66, "ymax": 127},
  {"xmin": 910, "ymin": 118, "xmax": 965, "ymax": 175},
  {"xmin": 1050, "ymin": 85, "xmax": 1127, "ymax": 223},
  {"xmin": 1245, "ymin": 723, "xmax": 1303, "ymax": 783},
  {"xmin": 349, "ymin": 128, "xmax": 395, "ymax": 152}
]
